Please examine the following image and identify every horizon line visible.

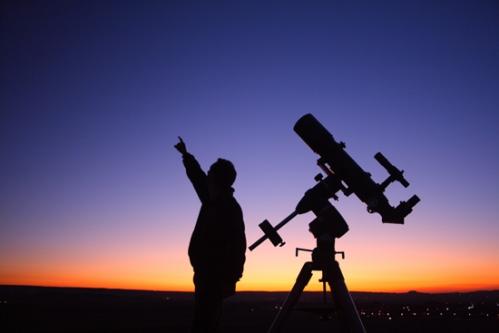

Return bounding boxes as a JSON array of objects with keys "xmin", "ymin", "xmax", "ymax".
[{"xmin": 1, "ymin": 284, "xmax": 498, "ymax": 295}]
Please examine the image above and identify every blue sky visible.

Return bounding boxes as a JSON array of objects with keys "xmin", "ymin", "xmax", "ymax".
[{"xmin": 1, "ymin": 0, "xmax": 498, "ymax": 291}]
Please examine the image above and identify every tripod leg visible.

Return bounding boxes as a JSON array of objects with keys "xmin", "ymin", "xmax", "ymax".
[
  {"xmin": 268, "ymin": 262, "xmax": 314, "ymax": 333},
  {"xmin": 325, "ymin": 261, "xmax": 366, "ymax": 333}
]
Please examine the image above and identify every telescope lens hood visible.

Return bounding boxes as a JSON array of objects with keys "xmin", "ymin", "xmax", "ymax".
[{"xmin": 294, "ymin": 114, "xmax": 335, "ymax": 156}]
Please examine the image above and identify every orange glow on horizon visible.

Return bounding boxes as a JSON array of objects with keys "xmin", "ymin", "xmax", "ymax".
[
  {"xmin": 2, "ymin": 216, "xmax": 498, "ymax": 295},
  {"xmin": 2, "ymin": 249, "xmax": 498, "ymax": 294}
]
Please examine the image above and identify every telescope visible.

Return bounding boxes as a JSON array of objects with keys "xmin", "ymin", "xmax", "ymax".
[
  {"xmin": 249, "ymin": 114, "xmax": 420, "ymax": 251},
  {"xmin": 250, "ymin": 114, "xmax": 420, "ymax": 333}
]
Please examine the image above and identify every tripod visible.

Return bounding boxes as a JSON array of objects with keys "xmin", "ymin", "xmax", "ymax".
[{"xmin": 268, "ymin": 223, "xmax": 366, "ymax": 333}]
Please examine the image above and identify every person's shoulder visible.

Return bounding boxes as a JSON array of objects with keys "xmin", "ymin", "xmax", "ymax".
[
  {"xmin": 221, "ymin": 195, "xmax": 242, "ymax": 217},
  {"xmin": 230, "ymin": 196, "xmax": 242, "ymax": 210}
]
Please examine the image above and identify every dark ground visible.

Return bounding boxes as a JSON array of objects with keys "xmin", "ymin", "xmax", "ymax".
[{"xmin": 1, "ymin": 285, "xmax": 497, "ymax": 332}]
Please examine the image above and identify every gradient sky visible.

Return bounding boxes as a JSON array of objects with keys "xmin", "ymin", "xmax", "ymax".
[{"xmin": 1, "ymin": 0, "xmax": 498, "ymax": 293}]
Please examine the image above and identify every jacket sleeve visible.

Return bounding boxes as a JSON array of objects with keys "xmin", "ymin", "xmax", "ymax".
[{"xmin": 182, "ymin": 153, "xmax": 209, "ymax": 204}]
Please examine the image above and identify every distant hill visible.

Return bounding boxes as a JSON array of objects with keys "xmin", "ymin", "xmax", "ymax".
[
  {"xmin": 1, "ymin": 284, "xmax": 498, "ymax": 297},
  {"xmin": 1, "ymin": 284, "xmax": 498, "ymax": 304}
]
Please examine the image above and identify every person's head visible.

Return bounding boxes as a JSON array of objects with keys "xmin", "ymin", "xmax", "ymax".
[{"xmin": 207, "ymin": 158, "xmax": 236, "ymax": 196}]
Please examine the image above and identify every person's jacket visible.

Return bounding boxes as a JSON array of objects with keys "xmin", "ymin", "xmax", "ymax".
[{"xmin": 182, "ymin": 153, "xmax": 246, "ymax": 296}]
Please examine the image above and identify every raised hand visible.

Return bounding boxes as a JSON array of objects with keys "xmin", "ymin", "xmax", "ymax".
[{"xmin": 174, "ymin": 136, "xmax": 188, "ymax": 155}]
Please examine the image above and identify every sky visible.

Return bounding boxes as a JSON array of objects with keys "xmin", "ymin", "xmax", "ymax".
[{"xmin": 1, "ymin": 0, "xmax": 498, "ymax": 293}]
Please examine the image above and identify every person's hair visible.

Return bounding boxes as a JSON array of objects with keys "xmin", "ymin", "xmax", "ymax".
[{"xmin": 209, "ymin": 158, "xmax": 236, "ymax": 188}]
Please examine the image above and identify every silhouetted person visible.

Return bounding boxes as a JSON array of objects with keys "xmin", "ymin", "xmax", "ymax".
[{"xmin": 175, "ymin": 137, "xmax": 246, "ymax": 333}]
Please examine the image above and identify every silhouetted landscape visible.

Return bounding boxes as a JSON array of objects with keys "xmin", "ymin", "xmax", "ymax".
[{"xmin": 1, "ymin": 285, "xmax": 497, "ymax": 332}]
